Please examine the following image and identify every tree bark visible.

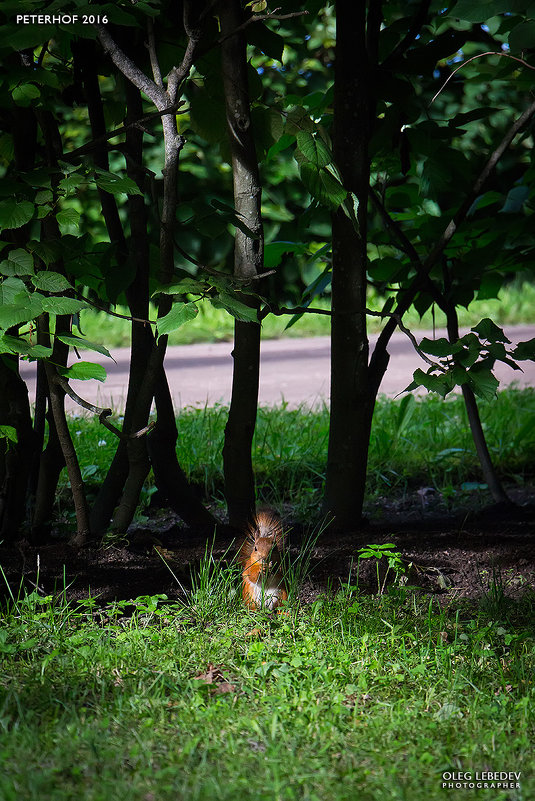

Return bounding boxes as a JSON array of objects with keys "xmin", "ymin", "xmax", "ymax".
[
  {"xmin": 30, "ymin": 315, "xmax": 67, "ymax": 542},
  {"xmin": 44, "ymin": 365, "xmax": 91, "ymax": 546},
  {"xmin": 97, "ymin": 9, "xmax": 203, "ymax": 534},
  {"xmin": 0, "ymin": 356, "xmax": 35, "ymax": 541},
  {"xmin": 149, "ymin": 368, "xmax": 217, "ymax": 526},
  {"xmin": 219, "ymin": 0, "xmax": 264, "ymax": 527},
  {"xmin": 324, "ymin": 0, "xmax": 371, "ymax": 528}
]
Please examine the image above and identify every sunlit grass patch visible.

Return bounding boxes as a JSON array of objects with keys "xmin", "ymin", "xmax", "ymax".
[{"xmin": 1, "ymin": 576, "xmax": 534, "ymax": 801}]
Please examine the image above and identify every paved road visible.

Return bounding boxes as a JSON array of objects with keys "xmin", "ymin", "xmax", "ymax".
[{"xmin": 19, "ymin": 325, "xmax": 535, "ymax": 412}]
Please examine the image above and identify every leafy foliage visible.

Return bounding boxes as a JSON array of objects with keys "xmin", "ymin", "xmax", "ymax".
[{"xmin": 1, "ymin": 0, "xmax": 535, "ymax": 539}]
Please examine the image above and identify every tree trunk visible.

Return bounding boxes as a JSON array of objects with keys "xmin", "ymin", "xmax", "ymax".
[
  {"xmin": 31, "ymin": 316, "xmax": 67, "ymax": 542},
  {"xmin": 0, "ymin": 356, "xmax": 35, "ymax": 541},
  {"xmin": 324, "ymin": 0, "xmax": 371, "ymax": 528},
  {"xmin": 219, "ymin": 0, "xmax": 264, "ymax": 527},
  {"xmin": 149, "ymin": 367, "xmax": 217, "ymax": 527}
]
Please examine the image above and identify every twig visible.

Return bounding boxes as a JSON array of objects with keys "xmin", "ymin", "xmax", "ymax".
[
  {"xmin": 53, "ymin": 373, "xmax": 154, "ymax": 440},
  {"xmin": 262, "ymin": 303, "xmax": 443, "ymax": 368},
  {"xmin": 72, "ymin": 288, "xmax": 154, "ymax": 326},
  {"xmin": 216, "ymin": 9, "xmax": 309, "ymax": 47},
  {"xmin": 369, "ymin": 188, "xmax": 449, "ymax": 313},
  {"xmin": 147, "ymin": 18, "xmax": 163, "ymax": 88},
  {"xmin": 431, "ymin": 51, "xmax": 535, "ymax": 104},
  {"xmin": 63, "ymin": 104, "xmax": 183, "ymax": 162},
  {"xmin": 424, "ymin": 96, "xmax": 535, "ymax": 269}
]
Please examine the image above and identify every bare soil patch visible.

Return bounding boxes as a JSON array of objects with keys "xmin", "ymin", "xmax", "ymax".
[{"xmin": 1, "ymin": 485, "xmax": 534, "ymax": 608}]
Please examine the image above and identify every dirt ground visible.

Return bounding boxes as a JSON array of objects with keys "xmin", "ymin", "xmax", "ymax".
[{"xmin": 1, "ymin": 484, "xmax": 534, "ymax": 609}]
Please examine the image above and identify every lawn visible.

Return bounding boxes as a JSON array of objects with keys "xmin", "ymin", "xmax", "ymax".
[
  {"xmin": 68, "ymin": 387, "xmax": 535, "ymax": 519},
  {"xmin": 1, "ymin": 571, "xmax": 533, "ymax": 801},
  {"xmin": 2, "ymin": 390, "xmax": 534, "ymax": 800}
]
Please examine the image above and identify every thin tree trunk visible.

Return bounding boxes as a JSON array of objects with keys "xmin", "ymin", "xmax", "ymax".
[
  {"xmin": 44, "ymin": 364, "xmax": 91, "ymax": 545},
  {"xmin": 219, "ymin": 0, "xmax": 264, "ymax": 527},
  {"xmin": 0, "ymin": 356, "xmax": 35, "ymax": 541},
  {"xmin": 85, "ymin": 64, "xmax": 147, "ymax": 536},
  {"xmin": 149, "ymin": 368, "xmax": 217, "ymax": 526},
  {"xmin": 31, "ymin": 315, "xmax": 67, "ymax": 542},
  {"xmin": 0, "ymin": 74, "xmax": 38, "ymax": 540},
  {"xmin": 97, "ymin": 14, "xmax": 202, "ymax": 534},
  {"xmin": 324, "ymin": 0, "xmax": 371, "ymax": 528},
  {"xmin": 443, "ymin": 285, "xmax": 511, "ymax": 505}
]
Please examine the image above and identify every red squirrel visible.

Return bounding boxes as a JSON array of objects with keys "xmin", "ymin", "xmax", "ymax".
[{"xmin": 239, "ymin": 510, "xmax": 288, "ymax": 611}]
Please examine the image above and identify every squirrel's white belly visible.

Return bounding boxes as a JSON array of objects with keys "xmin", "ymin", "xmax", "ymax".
[{"xmin": 248, "ymin": 579, "xmax": 283, "ymax": 610}]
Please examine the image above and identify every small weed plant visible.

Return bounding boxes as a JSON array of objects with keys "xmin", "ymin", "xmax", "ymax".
[{"xmin": 357, "ymin": 542, "xmax": 409, "ymax": 595}]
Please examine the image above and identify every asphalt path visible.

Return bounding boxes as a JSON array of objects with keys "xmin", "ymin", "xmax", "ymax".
[{"xmin": 19, "ymin": 324, "xmax": 535, "ymax": 412}]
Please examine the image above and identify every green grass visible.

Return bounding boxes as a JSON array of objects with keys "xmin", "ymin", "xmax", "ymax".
[
  {"xmin": 1, "ymin": 567, "xmax": 534, "ymax": 801},
  {"xmin": 79, "ymin": 281, "xmax": 535, "ymax": 349},
  {"xmin": 68, "ymin": 388, "xmax": 535, "ymax": 519}
]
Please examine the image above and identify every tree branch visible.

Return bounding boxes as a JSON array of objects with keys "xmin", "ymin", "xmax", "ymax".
[
  {"xmin": 431, "ymin": 51, "xmax": 535, "ymax": 105},
  {"xmin": 53, "ymin": 373, "xmax": 154, "ymax": 440},
  {"xmin": 147, "ymin": 18, "xmax": 163, "ymax": 87},
  {"xmin": 424, "ymin": 96, "xmax": 535, "ymax": 270},
  {"xmin": 369, "ymin": 97, "xmax": 535, "ymax": 384},
  {"xmin": 216, "ymin": 9, "xmax": 309, "ymax": 48},
  {"xmin": 63, "ymin": 104, "xmax": 183, "ymax": 162},
  {"xmin": 96, "ymin": 25, "xmax": 168, "ymax": 109}
]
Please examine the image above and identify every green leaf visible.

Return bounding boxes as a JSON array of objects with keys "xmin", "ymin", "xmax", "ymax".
[
  {"xmin": 370, "ymin": 256, "xmax": 403, "ymax": 282},
  {"xmin": 300, "ymin": 164, "xmax": 347, "ymax": 210},
  {"xmin": 0, "ymin": 335, "xmax": 52, "ymax": 358},
  {"xmin": 509, "ymin": 20, "xmax": 535, "ymax": 53},
  {"xmin": 419, "ymin": 337, "xmax": 461, "ymax": 358},
  {"xmin": 451, "ymin": 0, "xmax": 507, "ymax": 22},
  {"xmin": 512, "ymin": 338, "xmax": 535, "ymax": 361},
  {"xmin": 29, "ymin": 241, "xmax": 58, "ymax": 266},
  {"xmin": 57, "ymin": 334, "xmax": 114, "ymax": 360},
  {"xmin": 406, "ymin": 368, "xmax": 450, "ymax": 397},
  {"xmin": 296, "ymin": 132, "xmax": 332, "ymax": 168},
  {"xmin": 12, "ymin": 83, "xmax": 40, "ymax": 106},
  {"xmin": 59, "ymin": 173, "xmax": 86, "ymax": 194},
  {"xmin": 467, "ymin": 363, "xmax": 499, "ymax": 401},
  {"xmin": 56, "ymin": 208, "xmax": 81, "ymax": 229},
  {"xmin": 0, "ymin": 425, "xmax": 18, "ymax": 444},
  {"xmin": 0, "ymin": 276, "xmax": 27, "ymax": 304},
  {"xmin": 31, "ymin": 271, "xmax": 72, "ymax": 293},
  {"xmin": 0, "ymin": 285, "xmax": 44, "ymax": 329},
  {"xmin": 264, "ymin": 241, "xmax": 307, "ymax": 269},
  {"xmin": 0, "ymin": 248, "xmax": 34, "ymax": 276},
  {"xmin": 93, "ymin": 170, "xmax": 143, "ymax": 196},
  {"xmin": 41, "ymin": 296, "xmax": 87, "ymax": 315},
  {"xmin": 153, "ymin": 278, "xmax": 206, "ymax": 295},
  {"xmin": 156, "ymin": 302, "xmax": 198, "ymax": 338},
  {"xmin": 0, "ymin": 200, "xmax": 34, "ymax": 230},
  {"xmin": 35, "ymin": 189, "xmax": 53, "ymax": 205},
  {"xmin": 285, "ymin": 106, "xmax": 314, "ymax": 135},
  {"xmin": 210, "ymin": 293, "xmax": 259, "ymax": 323},
  {"xmin": 58, "ymin": 362, "xmax": 107, "ymax": 382},
  {"xmin": 247, "ymin": 18, "xmax": 284, "ymax": 61},
  {"xmin": 471, "ymin": 318, "xmax": 510, "ymax": 344}
]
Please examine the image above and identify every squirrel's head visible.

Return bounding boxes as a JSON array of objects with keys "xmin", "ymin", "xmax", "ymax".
[{"xmin": 240, "ymin": 510, "xmax": 285, "ymax": 572}]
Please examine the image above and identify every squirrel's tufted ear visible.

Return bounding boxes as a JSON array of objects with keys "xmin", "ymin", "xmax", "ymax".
[{"xmin": 255, "ymin": 508, "xmax": 284, "ymax": 542}]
